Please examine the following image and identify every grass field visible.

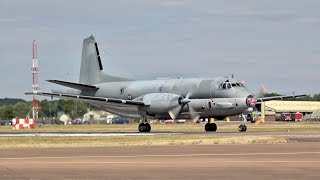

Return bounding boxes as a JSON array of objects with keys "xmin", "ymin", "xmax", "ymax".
[
  {"xmin": 0, "ymin": 121, "xmax": 318, "ymax": 148},
  {"xmin": 0, "ymin": 135, "xmax": 288, "ymax": 148}
]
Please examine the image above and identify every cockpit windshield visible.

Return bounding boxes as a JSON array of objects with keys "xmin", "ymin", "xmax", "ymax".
[{"xmin": 219, "ymin": 82, "xmax": 245, "ymax": 90}]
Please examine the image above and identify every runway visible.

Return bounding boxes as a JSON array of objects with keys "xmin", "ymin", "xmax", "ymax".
[{"xmin": 0, "ymin": 143, "xmax": 320, "ymax": 179}]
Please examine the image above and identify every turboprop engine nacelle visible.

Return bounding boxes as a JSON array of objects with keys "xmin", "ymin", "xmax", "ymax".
[{"xmin": 141, "ymin": 93, "xmax": 183, "ymax": 114}]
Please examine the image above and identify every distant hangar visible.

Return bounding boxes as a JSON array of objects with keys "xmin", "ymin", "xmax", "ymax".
[{"xmin": 258, "ymin": 101, "xmax": 320, "ymax": 121}]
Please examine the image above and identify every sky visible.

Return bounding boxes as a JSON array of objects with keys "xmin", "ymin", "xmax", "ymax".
[{"xmin": 0, "ymin": 0, "xmax": 319, "ymax": 100}]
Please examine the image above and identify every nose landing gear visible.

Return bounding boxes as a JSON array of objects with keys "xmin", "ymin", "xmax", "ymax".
[{"xmin": 239, "ymin": 114, "xmax": 248, "ymax": 132}]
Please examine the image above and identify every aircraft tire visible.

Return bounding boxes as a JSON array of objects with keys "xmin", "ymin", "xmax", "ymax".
[
  {"xmin": 138, "ymin": 123, "xmax": 151, "ymax": 132},
  {"xmin": 211, "ymin": 123, "xmax": 217, "ymax": 131},
  {"xmin": 205, "ymin": 123, "xmax": 217, "ymax": 132},
  {"xmin": 138, "ymin": 123, "xmax": 146, "ymax": 132},
  {"xmin": 146, "ymin": 123, "xmax": 151, "ymax": 132},
  {"xmin": 205, "ymin": 123, "xmax": 211, "ymax": 132},
  {"xmin": 238, "ymin": 124, "xmax": 247, "ymax": 132}
]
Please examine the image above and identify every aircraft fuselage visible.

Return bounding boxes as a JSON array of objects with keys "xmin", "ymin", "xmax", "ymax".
[{"xmin": 57, "ymin": 77, "xmax": 252, "ymax": 120}]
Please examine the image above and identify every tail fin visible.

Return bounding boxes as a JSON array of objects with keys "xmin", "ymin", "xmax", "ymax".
[{"xmin": 79, "ymin": 34, "xmax": 131, "ymax": 85}]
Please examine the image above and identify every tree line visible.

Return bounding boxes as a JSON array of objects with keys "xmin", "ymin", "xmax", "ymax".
[{"xmin": 0, "ymin": 99, "xmax": 94, "ymax": 120}]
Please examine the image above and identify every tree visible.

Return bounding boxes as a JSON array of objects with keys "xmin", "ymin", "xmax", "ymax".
[
  {"xmin": 0, "ymin": 97, "xmax": 96, "ymax": 120},
  {"xmin": 53, "ymin": 99, "xmax": 91, "ymax": 119},
  {"xmin": 259, "ymin": 92, "xmax": 282, "ymax": 98},
  {"xmin": 14, "ymin": 102, "xmax": 31, "ymax": 117},
  {"xmin": 0, "ymin": 105, "xmax": 15, "ymax": 120},
  {"xmin": 312, "ymin": 93, "xmax": 320, "ymax": 101}
]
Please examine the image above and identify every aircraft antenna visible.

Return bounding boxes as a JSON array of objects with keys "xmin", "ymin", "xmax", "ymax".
[{"xmin": 31, "ymin": 40, "xmax": 40, "ymax": 121}]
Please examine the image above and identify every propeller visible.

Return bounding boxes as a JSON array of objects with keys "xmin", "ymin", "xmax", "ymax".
[
  {"xmin": 188, "ymin": 103, "xmax": 200, "ymax": 122},
  {"xmin": 261, "ymin": 83, "xmax": 267, "ymax": 94},
  {"xmin": 168, "ymin": 97, "xmax": 190, "ymax": 120},
  {"xmin": 168, "ymin": 93, "xmax": 200, "ymax": 121}
]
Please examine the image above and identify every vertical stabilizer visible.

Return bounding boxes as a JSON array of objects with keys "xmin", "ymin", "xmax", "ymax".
[{"xmin": 79, "ymin": 34, "xmax": 131, "ymax": 85}]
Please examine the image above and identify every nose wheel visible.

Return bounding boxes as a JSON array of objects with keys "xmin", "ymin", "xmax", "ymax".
[{"xmin": 238, "ymin": 124, "xmax": 247, "ymax": 132}]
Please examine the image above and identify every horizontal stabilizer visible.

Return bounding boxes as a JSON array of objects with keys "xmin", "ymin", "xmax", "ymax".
[{"xmin": 47, "ymin": 80, "xmax": 99, "ymax": 91}]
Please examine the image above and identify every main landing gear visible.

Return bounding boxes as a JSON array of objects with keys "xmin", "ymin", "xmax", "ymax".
[
  {"xmin": 138, "ymin": 118, "xmax": 151, "ymax": 132},
  {"xmin": 205, "ymin": 123, "xmax": 217, "ymax": 132}
]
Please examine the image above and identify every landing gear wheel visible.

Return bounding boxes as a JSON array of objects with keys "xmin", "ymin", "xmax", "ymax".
[
  {"xmin": 205, "ymin": 123, "xmax": 217, "ymax": 132},
  {"xmin": 238, "ymin": 124, "xmax": 247, "ymax": 132},
  {"xmin": 205, "ymin": 123, "xmax": 210, "ymax": 131},
  {"xmin": 138, "ymin": 123, "xmax": 145, "ymax": 132},
  {"xmin": 212, "ymin": 123, "xmax": 217, "ymax": 131},
  {"xmin": 138, "ymin": 123, "xmax": 151, "ymax": 133},
  {"xmin": 146, "ymin": 123, "xmax": 151, "ymax": 132}
]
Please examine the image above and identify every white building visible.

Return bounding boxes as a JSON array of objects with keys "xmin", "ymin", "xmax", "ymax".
[{"xmin": 83, "ymin": 110, "xmax": 112, "ymax": 124}]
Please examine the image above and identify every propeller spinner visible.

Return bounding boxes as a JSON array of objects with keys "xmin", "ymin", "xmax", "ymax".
[{"xmin": 246, "ymin": 95, "xmax": 257, "ymax": 108}]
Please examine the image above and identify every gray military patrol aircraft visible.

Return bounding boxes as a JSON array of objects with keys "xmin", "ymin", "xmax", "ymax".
[{"xmin": 26, "ymin": 35, "xmax": 307, "ymax": 132}]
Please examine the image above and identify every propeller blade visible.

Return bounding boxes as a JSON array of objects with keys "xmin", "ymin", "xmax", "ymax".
[
  {"xmin": 188, "ymin": 104, "xmax": 200, "ymax": 122},
  {"xmin": 261, "ymin": 83, "xmax": 267, "ymax": 94},
  {"xmin": 168, "ymin": 105, "xmax": 182, "ymax": 120}
]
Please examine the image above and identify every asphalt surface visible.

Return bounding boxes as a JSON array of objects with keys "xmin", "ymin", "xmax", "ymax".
[{"xmin": 0, "ymin": 142, "xmax": 320, "ymax": 179}]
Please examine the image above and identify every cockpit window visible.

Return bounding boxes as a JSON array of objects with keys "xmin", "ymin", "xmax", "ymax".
[
  {"xmin": 220, "ymin": 83, "xmax": 232, "ymax": 89},
  {"xmin": 220, "ymin": 82, "xmax": 245, "ymax": 89},
  {"xmin": 222, "ymin": 83, "xmax": 227, "ymax": 89}
]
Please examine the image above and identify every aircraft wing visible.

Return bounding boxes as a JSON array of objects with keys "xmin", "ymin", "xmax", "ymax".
[
  {"xmin": 25, "ymin": 92, "xmax": 145, "ymax": 106},
  {"xmin": 257, "ymin": 94, "xmax": 308, "ymax": 102}
]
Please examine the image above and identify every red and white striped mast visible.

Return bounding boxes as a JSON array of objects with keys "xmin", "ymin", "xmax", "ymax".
[{"xmin": 32, "ymin": 40, "xmax": 40, "ymax": 121}]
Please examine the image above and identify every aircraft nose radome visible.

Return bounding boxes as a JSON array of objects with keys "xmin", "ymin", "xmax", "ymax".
[{"xmin": 246, "ymin": 95, "xmax": 257, "ymax": 108}]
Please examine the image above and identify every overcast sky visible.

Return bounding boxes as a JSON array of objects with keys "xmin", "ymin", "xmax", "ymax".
[{"xmin": 0, "ymin": 0, "xmax": 319, "ymax": 99}]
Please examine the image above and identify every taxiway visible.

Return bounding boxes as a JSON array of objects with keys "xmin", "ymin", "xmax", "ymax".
[{"xmin": 0, "ymin": 142, "xmax": 320, "ymax": 179}]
